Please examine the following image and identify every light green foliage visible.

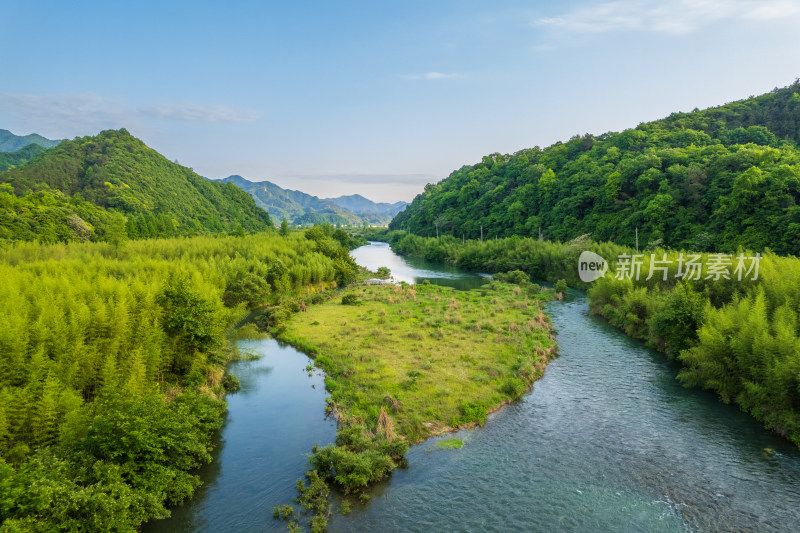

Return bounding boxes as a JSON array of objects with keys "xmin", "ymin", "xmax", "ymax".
[
  {"xmin": 435, "ymin": 438, "xmax": 463, "ymax": 450},
  {"xmin": 276, "ymin": 279, "xmax": 557, "ymax": 528},
  {"xmin": 586, "ymin": 249, "xmax": 800, "ymax": 448},
  {"xmin": 0, "ymin": 230, "xmax": 351, "ymax": 530},
  {"xmin": 282, "ymin": 281, "xmax": 557, "ymax": 443},
  {"xmin": 0, "ymin": 129, "xmax": 273, "ymax": 243},
  {"xmin": 391, "ymin": 82, "xmax": 800, "ymax": 256}
]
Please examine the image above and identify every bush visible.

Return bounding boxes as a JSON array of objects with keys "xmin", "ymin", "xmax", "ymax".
[
  {"xmin": 495, "ymin": 270, "xmax": 530, "ymax": 285},
  {"xmin": 501, "ymin": 378, "xmax": 527, "ymax": 398},
  {"xmin": 341, "ymin": 294, "xmax": 361, "ymax": 306},
  {"xmin": 459, "ymin": 402, "xmax": 488, "ymax": 426},
  {"xmin": 222, "ymin": 373, "xmax": 240, "ymax": 393},
  {"xmin": 554, "ymin": 279, "xmax": 568, "ymax": 294}
]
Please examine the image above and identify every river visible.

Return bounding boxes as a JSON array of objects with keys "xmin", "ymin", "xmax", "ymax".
[{"xmin": 148, "ymin": 241, "xmax": 800, "ymax": 532}]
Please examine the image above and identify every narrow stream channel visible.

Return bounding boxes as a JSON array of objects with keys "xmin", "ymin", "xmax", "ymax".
[{"xmin": 149, "ymin": 241, "xmax": 800, "ymax": 532}]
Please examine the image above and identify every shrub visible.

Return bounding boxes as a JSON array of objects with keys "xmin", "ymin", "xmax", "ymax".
[
  {"xmin": 341, "ymin": 294, "xmax": 361, "ymax": 306},
  {"xmin": 459, "ymin": 402, "xmax": 488, "ymax": 426},
  {"xmin": 222, "ymin": 373, "xmax": 240, "ymax": 393},
  {"xmin": 501, "ymin": 378, "xmax": 527, "ymax": 398}
]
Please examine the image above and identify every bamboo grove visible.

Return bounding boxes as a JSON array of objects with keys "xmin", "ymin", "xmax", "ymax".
[{"xmin": 0, "ymin": 229, "xmax": 360, "ymax": 531}]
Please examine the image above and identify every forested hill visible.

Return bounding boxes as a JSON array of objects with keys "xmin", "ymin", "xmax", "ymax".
[
  {"xmin": 391, "ymin": 81, "xmax": 800, "ymax": 256},
  {"xmin": 0, "ymin": 129, "xmax": 273, "ymax": 242},
  {"xmin": 0, "ymin": 143, "xmax": 48, "ymax": 173},
  {"xmin": 0, "ymin": 129, "xmax": 61, "ymax": 152}
]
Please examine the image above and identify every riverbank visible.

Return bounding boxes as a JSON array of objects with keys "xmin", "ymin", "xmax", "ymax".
[{"xmin": 280, "ymin": 280, "xmax": 557, "ymax": 443}]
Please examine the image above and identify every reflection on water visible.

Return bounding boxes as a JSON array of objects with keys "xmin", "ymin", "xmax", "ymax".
[
  {"xmin": 350, "ymin": 241, "xmax": 488, "ymax": 290},
  {"xmin": 144, "ymin": 340, "xmax": 335, "ymax": 532}
]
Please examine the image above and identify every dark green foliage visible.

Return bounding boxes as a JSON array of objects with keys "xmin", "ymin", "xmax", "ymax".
[
  {"xmin": 391, "ymin": 82, "xmax": 800, "ymax": 256},
  {"xmin": 223, "ymin": 269, "xmax": 270, "ymax": 309},
  {"xmin": 376, "ymin": 266, "xmax": 391, "ymax": 279},
  {"xmin": 649, "ymin": 283, "xmax": 705, "ymax": 358},
  {"xmin": 494, "ymin": 270, "xmax": 529, "ymax": 285},
  {"xmin": 0, "ymin": 129, "xmax": 273, "ymax": 243},
  {"xmin": 0, "ymin": 391, "xmax": 224, "ymax": 532},
  {"xmin": 280, "ymin": 217, "xmax": 290, "ymax": 236},
  {"xmin": 341, "ymin": 294, "xmax": 361, "ymax": 306},
  {"xmin": 0, "ymin": 144, "xmax": 48, "ymax": 173},
  {"xmin": 158, "ymin": 274, "xmax": 223, "ymax": 359},
  {"xmin": 458, "ymin": 402, "xmax": 488, "ymax": 426},
  {"xmin": 295, "ymin": 470, "xmax": 330, "ymax": 532},
  {"xmin": 554, "ymin": 279, "xmax": 568, "ymax": 294},
  {"xmin": 222, "ymin": 373, "xmax": 240, "ymax": 393},
  {"xmin": 500, "ymin": 378, "xmax": 527, "ymax": 398},
  {"xmin": 309, "ymin": 425, "xmax": 408, "ymax": 493}
]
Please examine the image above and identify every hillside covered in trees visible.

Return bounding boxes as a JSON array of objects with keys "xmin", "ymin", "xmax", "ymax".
[
  {"xmin": 0, "ymin": 129, "xmax": 273, "ymax": 243},
  {"xmin": 0, "ymin": 144, "xmax": 48, "ymax": 173},
  {"xmin": 391, "ymin": 82, "xmax": 800, "ymax": 255}
]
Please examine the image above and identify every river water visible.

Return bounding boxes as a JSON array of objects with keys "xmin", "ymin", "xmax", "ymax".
[{"xmin": 148, "ymin": 241, "xmax": 800, "ymax": 532}]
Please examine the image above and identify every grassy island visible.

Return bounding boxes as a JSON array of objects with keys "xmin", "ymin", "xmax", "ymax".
[
  {"xmin": 282, "ymin": 280, "xmax": 557, "ymax": 442},
  {"xmin": 273, "ymin": 278, "xmax": 558, "ymax": 530}
]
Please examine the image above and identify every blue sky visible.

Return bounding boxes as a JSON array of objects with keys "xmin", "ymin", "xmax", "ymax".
[{"xmin": 1, "ymin": 0, "xmax": 799, "ymax": 202}]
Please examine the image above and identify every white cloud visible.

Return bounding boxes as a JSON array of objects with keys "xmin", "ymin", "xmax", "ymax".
[
  {"xmin": 535, "ymin": 0, "xmax": 800, "ymax": 35},
  {"xmin": 400, "ymin": 72, "xmax": 463, "ymax": 80},
  {"xmin": 0, "ymin": 92, "xmax": 261, "ymax": 137},
  {"xmin": 141, "ymin": 103, "xmax": 261, "ymax": 123}
]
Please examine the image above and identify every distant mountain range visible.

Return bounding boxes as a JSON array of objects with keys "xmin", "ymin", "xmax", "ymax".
[
  {"xmin": 219, "ymin": 175, "xmax": 407, "ymax": 226},
  {"xmin": 0, "ymin": 129, "xmax": 61, "ymax": 152}
]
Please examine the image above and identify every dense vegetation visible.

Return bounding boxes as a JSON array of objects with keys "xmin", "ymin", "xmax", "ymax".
[
  {"xmin": 0, "ymin": 230, "xmax": 359, "ymax": 531},
  {"xmin": 587, "ymin": 251, "xmax": 800, "ymax": 447},
  {"xmin": 0, "ymin": 129, "xmax": 273, "ymax": 243},
  {"xmin": 278, "ymin": 279, "xmax": 557, "ymax": 530},
  {"xmin": 0, "ymin": 130, "xmax": 60, "ymax": 152},
  {"xmin": 0, "ymin": 145, "xmax": 47, "ymax": 173},
  {"xmin": 391, "ymin": 82, "xmax": 800, "ymax": 255},
  {"xmin": 386, "ymin": 232, "xmax": 800, "ymax": 449}
]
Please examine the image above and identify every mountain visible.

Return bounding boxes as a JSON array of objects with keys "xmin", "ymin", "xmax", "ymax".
[
  {"xmin": 220, "ymin": 175, "xmax": 404, "ymax": 225},
  {"xmin": 391, "ymin": 81, "xmax": 800, "ymax": 256},
  {"xmin": 324, "ymin": 194, "xmax": 407, "ymax": 218},
  {"xmin": 0, "ymin": 129, "xmax": 61, "ymax": 152},
  {"xmin": 0, "ymin": 143, "xmax": 48, "ymax": 173},
  {"xmin": 0, "ymin": 129, "xmax": 273, "ymax": 243}
]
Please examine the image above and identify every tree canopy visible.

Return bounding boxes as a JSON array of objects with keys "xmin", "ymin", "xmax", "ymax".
[{"xmin": 391, "ymin": 82, "xmax": 800, "ymax": 255}]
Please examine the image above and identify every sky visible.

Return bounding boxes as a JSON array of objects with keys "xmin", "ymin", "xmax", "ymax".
[{"xmin": 1, "ymin": 0, "xmax": 799, "ymax": 202}]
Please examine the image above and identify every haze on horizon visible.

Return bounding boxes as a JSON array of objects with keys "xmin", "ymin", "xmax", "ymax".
[{"xmin": 1, "ymin": 0, "xmax": 798, "ymax": 203}]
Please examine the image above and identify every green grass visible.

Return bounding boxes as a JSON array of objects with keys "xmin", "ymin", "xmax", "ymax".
[
  {"xmin": 435, "ymin": 438, "xmax": 464, "ymax": 450},
  {"xmin": 280, "ymin": 280, "xmax": 558, "ymax": 443}
]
